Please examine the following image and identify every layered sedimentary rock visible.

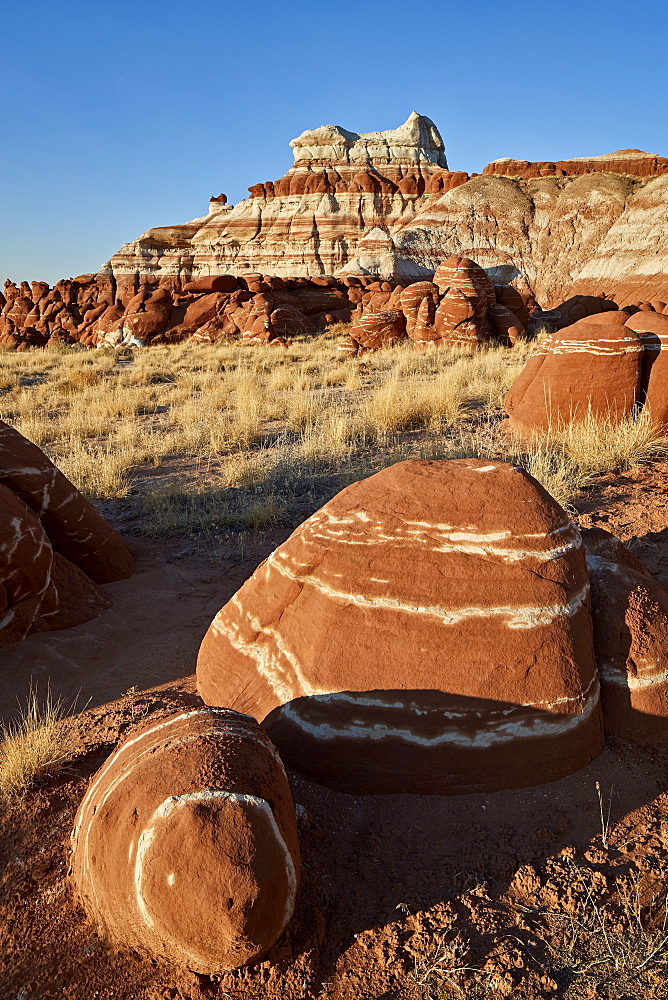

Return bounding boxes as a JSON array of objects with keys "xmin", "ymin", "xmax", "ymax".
[
  {"xmin": 71, "ymin": 708, "xmax": 300, "ymax": 972},
  {"xmin": 583, "ymin": 529, "xmax": 668, "ymax": 743},
  {"xmin": 106, "ymin": 113, "xmax": 469, "ymax": 286},
  {"xmin": 482, "ymin": 149, "xmax": 668, "ymax": 181},
  {"xmin": 102, "ymin": 113, "xmax": 668, "ymax": 304},
  {"xmin": 0, "ymin": 421, "xmax": 134, "ymax": 647},
  {"xmin": 504, "ymin": 308, "xmax": 668, "ymax": 435},
  {"xmin": 197, "ymin": 459, "xmax": 604, "ymax": 795}
]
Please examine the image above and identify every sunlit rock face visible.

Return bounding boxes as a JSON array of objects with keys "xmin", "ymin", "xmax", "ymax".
[
  {"xmin": 104, "ymin": 113, "xmax": 469, "ymax": 285},
  {"xmin": 103, "ymin": 114, "xmax": 668, "ymax": 304}
]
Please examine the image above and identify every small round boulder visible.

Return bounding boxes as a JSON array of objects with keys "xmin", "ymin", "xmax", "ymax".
[{"xmin": 71, "ymin": 708, "xmax": 299, "ymax": 972}]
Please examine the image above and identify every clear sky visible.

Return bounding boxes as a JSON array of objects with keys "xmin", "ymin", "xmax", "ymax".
[{"xmin": 1, "ymin": 0, "xmax": 666, "ymax": 284}]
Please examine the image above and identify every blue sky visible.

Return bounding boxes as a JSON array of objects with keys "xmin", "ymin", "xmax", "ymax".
[{"xmin": 1, "ymin": 0, "xmax": 666, "ymax": 284}]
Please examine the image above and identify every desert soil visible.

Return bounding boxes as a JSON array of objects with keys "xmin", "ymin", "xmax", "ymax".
[{"xmin": 1, "ymin": 462, "xmax": 668, "ymax": 1000}]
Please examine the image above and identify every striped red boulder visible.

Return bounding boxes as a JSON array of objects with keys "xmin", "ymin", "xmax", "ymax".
[
  {"xmin": 583, "ymin": 528, "xmax": 668, "ymax": 743},
  {"xmin": 71, "ymin": 708, "xmax": 300, "ymax": 972},
  {"xmin": 197, "ymin": 459, "xmax": 603, "ymax": 795},
  {"xmin": 503, "ymin": 318, "xmax": 644, "ymax": 435}
]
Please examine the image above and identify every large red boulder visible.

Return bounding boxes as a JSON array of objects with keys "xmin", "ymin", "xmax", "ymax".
[
  {"xmin": 0, "ymin": 484, "xmax": 112, "ymax": 647},
  {"xmin": 504, "ymin": 319, "xmax": 644, "ymax": 435},
  {"xmin": 71, "ymin": 708, "xmax": 299, "ymax": 972},
  {"xmin": 583, "ymin": 528, "xmax": 668, "ymax": 743},
  {"xmin": 349, "ymin": 309, "xmax": 406, "ymax": 351},
  {"xmin": 0, "ymin": 421, "xmax": 134, "ymax": 584},
  {"xmin": 624, "ymin": 310, "xmax": 668, "ymax": 431},
  {"xmin": 197, "ymin": 459, "xmax": 603, "ymax": 795}
]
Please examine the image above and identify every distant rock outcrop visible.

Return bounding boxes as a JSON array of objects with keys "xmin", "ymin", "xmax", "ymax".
[
  {"xmin": 102, "ymin": 115, "xmax": 668, "ymax": 305},
  {"xmin": 197, "ymin": 459, "xmax": 604, "ymax": 795},
  {"xmin": 71, "ymin": 708, "xmax": 299, "ymax": 972},
  {"xmin": 0, "ymin": 421, "xmax": 134, "ymax": 647}
]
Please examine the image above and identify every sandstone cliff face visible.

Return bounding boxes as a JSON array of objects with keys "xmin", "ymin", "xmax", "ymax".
[
  {"xmin": 104, "ymin": 116, "xmax": 668, "ymax": 306},
  {"xmin": 105, "ymin": 113, "xmax": 468, "ymax": 286}
]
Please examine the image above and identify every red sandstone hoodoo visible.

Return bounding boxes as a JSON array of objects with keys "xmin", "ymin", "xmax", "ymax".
[{"xmin": 71, "ymin": 708, "xmax": 300, "ymax": 972}]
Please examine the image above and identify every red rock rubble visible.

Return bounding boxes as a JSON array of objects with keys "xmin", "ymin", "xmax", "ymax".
[
  {"xmin": 71, "ymin": 708, "xmax": 300, "ymax": 972},
  {"xmin": 0, "ymin": 420, "xmax": 134, "ymax": 647},
  {"xmin": 197, "ymin": 459, "xmax": 604, "ymax": 795}
]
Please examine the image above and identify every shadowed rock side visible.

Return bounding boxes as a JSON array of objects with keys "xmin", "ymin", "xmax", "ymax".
[
  {"xmin": 503, "ymin": 309, "xmax": 668, "ymax": 435},
  {"xmin": 0, "ymin": 420, "xmax": 133, "ymax": 647},
  {"xmin": 582, "ymin": 528, "xmax": 668, "ymax": 744},
  {"xmin": 71, "ymin": 708, "xmax": 300, "ymax": 973},
  {"xmin": 101, "ymin": 112, "xmax": 668, "ymax": 304},
  {"xmin": 197, "ymin": 459, "xmax": 605, "ymax": 795}
]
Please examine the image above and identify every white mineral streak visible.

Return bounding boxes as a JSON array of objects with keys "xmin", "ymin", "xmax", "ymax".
[
  {"xmin": 290, "ymin": 508, "xmax": 582, "ymax": 563},
  {"xmin": 266, "ymin": 550, "xmax": 590, "ymax": 629},
  {"xmin": 277, "ymin": 675, "xmax": 600, "ymax": 747},
  {"xmin": 134, "ymin": 790, "xmax": 297, "ymax": 946},
  {"xmin": 550, "ymin": 335, "xmax": 643, "ymax": 356}
]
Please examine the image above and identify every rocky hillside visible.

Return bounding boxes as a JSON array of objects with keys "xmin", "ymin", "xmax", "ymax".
[{"xmin": 105, "ymin": 115, "xmax": 668, "ymax": 306}]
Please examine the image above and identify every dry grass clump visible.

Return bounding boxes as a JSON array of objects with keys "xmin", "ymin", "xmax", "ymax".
[
  {"xmin": 0, "ymin": 687, "xmax": 77, "ymax": 800},
  {"xmin": 553, "ymin": 407, "xmax": 667, "ymax": 474},
  {"xmin": 362, "ymin": 370, "xmax": 465, "ymax": 442}
]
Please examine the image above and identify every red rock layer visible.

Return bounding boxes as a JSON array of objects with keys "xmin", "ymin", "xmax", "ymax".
[
  {"xmin": 71, "ymin": 708, "xmax": 300, "ymax": 972},
  {"xmin": 482, "ymin": 150, "xmax": 668, "ymax": 180},
  {"xmin": 582, "ymin": 528, "xmax": 668, "ymax": 743},
  {"xmin": 0, "ymin": 273, "xmax": 408, "ymax": 350},
  {"xmin": 0, "ymin": 422, "xmax": 133, "ymax": 647},
  {"xmin": 197, "ymin": 459, "xmax": 603, "ymax": 795}
]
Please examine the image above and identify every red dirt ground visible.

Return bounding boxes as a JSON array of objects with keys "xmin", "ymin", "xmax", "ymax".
[{"xmin": 1, "ymin": 462, "xmax": 668, "ymax": 1000}]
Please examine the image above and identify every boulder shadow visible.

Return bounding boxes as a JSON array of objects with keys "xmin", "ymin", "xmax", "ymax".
[{"xmin": 259, "ymin": 690, "xmax": 668, "ymax": 990}]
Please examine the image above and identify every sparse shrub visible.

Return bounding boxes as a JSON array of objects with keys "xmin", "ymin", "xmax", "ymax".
[{"xmin": 0, "ymin": 686, "xmax": 77, "ymax": 800}]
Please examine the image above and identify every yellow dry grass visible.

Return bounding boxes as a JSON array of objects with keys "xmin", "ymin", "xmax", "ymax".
[
  {"xmin": 0, "ymin": 687, "xmax": 77, "ymax": 800},
  {"xmin": 0, "ymin": 331, "xmax": 665, "ymax": 528}
]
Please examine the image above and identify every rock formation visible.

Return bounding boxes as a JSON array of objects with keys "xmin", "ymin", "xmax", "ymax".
[
  {"xmin": 583, "ymin": 528, "xmax": 668, "ymax": 743},
  {"xmin": 0, "ymin": 421, "xmax": 134, "ymax": 647},
  {"xmin": 197, "ymin": 459, "xmax": 604, "ymax": 795},
  {"xmin": 342, "ymin": 256, "xmax": 528, "ymax": 355},
  {"xmin": 482, "ymin": 149, "xmax": 668, "ymax": 181},
  {"xmin": 101, "ymin": 114, "xmax": 668, "ymax": 305},
  {"xmin": 71, "ymin": 708, "xmax": 300, "ymax": 972},
  {"xmin": 0, "ymin": 273, "xmax": 365, "ymax": 350},
  {"xmin": 504, "ymin": 307, "xmax": 668, "ymax": 435}
]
